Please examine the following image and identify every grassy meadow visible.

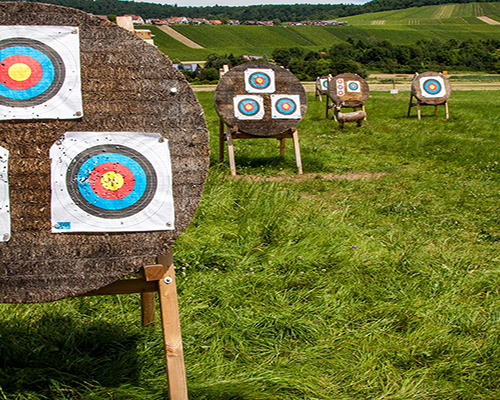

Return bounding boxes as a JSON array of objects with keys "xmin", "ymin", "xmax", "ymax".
[{"xmin": 1, "ymin": 87, "xmax": 500, "ymax": 399}]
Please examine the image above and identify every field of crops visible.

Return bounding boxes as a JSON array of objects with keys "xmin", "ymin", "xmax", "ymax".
[{"xmin": 151, "ymin": 2, "xmax": 500, "ymax": 61}]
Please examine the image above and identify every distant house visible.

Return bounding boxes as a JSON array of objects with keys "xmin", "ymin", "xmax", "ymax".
[
  {"xmin": 257, "ymin": 21, "xmax": 274, "ymax": 26},
  {"xmin": 228, "ymin": 19, "xmax": 240, "ymax": 25},
  {"xmin": 173, "ymin": 63, "xmax": 200, "ymax": 72},
  {"xmin": 124, "ymin": 14, "xmax": 145, "ymax": 25},
  {"xmin": 135, "ymin": 29, "xmax": 155, "ymax": 46},
  {"xmin": 244, "ymin": 20, "xmax": 256, "ymax": 25},
  {"xmin": 192, "ymin": 18, "xmax": 209, "ymax": 24},
  {"xmin": 209, "ymin": 20, "xmax": 222, "ymax": 25},
  {"xmin": 288, "ymin": 21, "xmax": 303, "ymax": 26},
  {"xmin": 116, "ymin": 16, "xmax": 134, "ymax": 31},
  {"xmin": 169, "ymin": 17, "xmax": 189, "ymax": 24}
]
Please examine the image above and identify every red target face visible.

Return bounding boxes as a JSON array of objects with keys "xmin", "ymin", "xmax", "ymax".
[{"xmin": 88, "ymin": 162, "xmax": 135, "ymax": 200}]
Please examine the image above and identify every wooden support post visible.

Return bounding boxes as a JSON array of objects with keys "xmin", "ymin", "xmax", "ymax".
[
  {"xmin": 407, "ymin": 93, "xmax": 414, "ymax": 117},
  {"xmin": 141, "ymin": 292, "xmax": 156, "ymax": 326},
  {"xmin": 325, "ymin": 95, "xmax": 330, "ymax": 119},
  {"xmin": 292, "ymin": 129, "xmax": 303, "ymax": 175},
  {"xmin": 417, "ymin": 102, "xmax": 421, "ymax": 120},
  {"xmin": 434, "ymin": 105, "xmax": 438, "ymax": 116},
  {"xmin": 158, "ymin": 250, "xmax": 188, "ymax": 400},
  {"xmin": 445, "ymin": 101, "xmax": 449, "ymax": 119},
  {"xmin": 218, "ymin": 119, "xmax": 225, "ymax": 163},
  {"xmin": 226, "ymin": 126, "xmax": 236, "ymax": 176},
  {"xmin": 279, "ymin": 138, "xmax": 286, "ymax": 156}
]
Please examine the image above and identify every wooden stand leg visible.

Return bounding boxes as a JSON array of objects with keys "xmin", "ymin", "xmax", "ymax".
[
  {"xmin": 141, "ymin": 292, "xmax": 156, "ymax": 326},
  {"xmin": 434, "ymin": 105, "xmax": 438, "ymax": 116},
  {"xmin": 218, "ymin": 119, "xmax": 225, "ymax": 163},
  {"xmin": 292, "ymin": 129, "xmax": 303, "ymax": 175},
  {"xmin": 417, "ymin": 102, "xmax": 421, "ymax": 120},
  {"xmin": 445, "ymin": 102, "xmax": 449, "ymax": 119},
  {"xmin": 407, "ymin": 94, "xmax": 413, "ymax": 117},
  {"xmin": 325, "ymin": 95, "xmax": 330, "ymax": 119},
  {"xmin": 226, "ymin": 126, "xmax": 236, "ymax": 176},
  {"xmin": 158, "ymin": 251, "xmax": 188, "ymax": 400},
  {"xmin": 279, "ymin": 138, "xmax": 286, "ymax": 156},
  {"xmin": 362, "ymin": 105, "xmax": 367, "ymax": 120}
]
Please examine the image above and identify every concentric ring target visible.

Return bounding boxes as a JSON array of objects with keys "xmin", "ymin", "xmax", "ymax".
[
  {"xmin": 0, "ymin": 38, "xmax": 65, "ymax": 107},
  {"xmin": 275, "ymin": 97, "xmax": 297, "ymax": 115},
  {"xmin": 248, "ymin": 72, "xmax": 271, "ymax": 90},
  {"xmin": 423, "ymin": 79, "xmax": 441, "ymax": 95},
  {"xmin": 321, "ymin": 80, "xmax": 328, "ymax": 90},
  {"xmin": 237, "ymin": 98, "xmax": 260, "ymax": 116},
  {"xmin": 348, "ymin": 81, "xmax": 360, "ymax": 91},
  {"xmin": 66, "ymin": 145, "xmax": 158, "ymax": 219}
]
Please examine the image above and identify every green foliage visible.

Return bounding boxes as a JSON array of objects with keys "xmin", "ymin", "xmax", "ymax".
[{"xmin": 2, "ymin": 89, "xmax": 500, "ymax": 399}]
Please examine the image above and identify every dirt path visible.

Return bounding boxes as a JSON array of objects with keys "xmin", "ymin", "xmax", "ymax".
[
  {"xmin": 477, "ymin": 16, "xmax": 500, "ymax": 25},
  {"xmin": 159, "ymin": 25, "xmax": 204, "ymax": 49}
]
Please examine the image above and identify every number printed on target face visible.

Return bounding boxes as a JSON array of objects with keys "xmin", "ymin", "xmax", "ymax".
[
  {"xmin": 50, "ymin": 132, "xmax": 175, "ymax": 233},
  {"xmin": 0, "ymin": 26, "xmax": 82, "ymax": 120}
]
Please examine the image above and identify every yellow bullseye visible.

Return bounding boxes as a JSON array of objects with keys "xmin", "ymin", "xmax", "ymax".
[
  {"xmin": 8, "ymin": 63, "xmax": 32, "ymax": 82},
  {"xmin": 101, "ymin": 171, "xmax": 125, "ymax": 191}
]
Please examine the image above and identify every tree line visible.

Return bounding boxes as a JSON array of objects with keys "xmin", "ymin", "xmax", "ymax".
[
  {"xmin": 177, "ymin": 38, "xmax": 500, "ymax": 84},
  {"xmin": 12, "ymin": 0, "xmax": 498, "ymax": 22}
]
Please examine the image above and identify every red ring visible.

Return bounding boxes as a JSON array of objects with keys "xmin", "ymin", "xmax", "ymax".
[
  {"xmin": 88, "ymin": 162, "xmax": 135, "ymax": 200},
  {"xmin": 0, "ymin": 55, "xmax": 43, "ymax": 90}
]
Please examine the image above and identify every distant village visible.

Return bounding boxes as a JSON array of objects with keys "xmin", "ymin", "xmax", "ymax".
[{"xmin": 119, "ymin": 14, "xmax": 347, "ymax": 27}]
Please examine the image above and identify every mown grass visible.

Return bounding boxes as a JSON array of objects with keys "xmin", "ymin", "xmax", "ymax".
[{"xmin": 1, "ymin": 89, "xmax": 500, "ymax": 399}]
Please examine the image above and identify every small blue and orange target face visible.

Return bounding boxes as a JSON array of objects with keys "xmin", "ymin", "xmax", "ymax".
[
  {"xmin": 244, "ymin": 68, "xmax": 275, "ymax": 93},
  {"xmin": 347, "ymin": 80, "xmax": 361, "ymax": 93},
  {"xmin": 271, "ymin": 94, "xmax": 301, "ymax": 120},
  {"xmin": 423, "ymin": 79, "xmax": 441, "ymax": 94},
  {"xmin": 238, "ymin": 98, "xmax": 260, "ymax": 117},
  {"xmin": 275, "ymin": 98, "xmax": 296, "ymax": 115},
  {"xmin": 321, "ymin": 79, "xmax": 328, "ymax": 90},
  {"xmin": 66, "ymin": 145, "xmax": 157, "ymax": 219},
  {"xmin": 419, "ymin": 75, "xmax": 446, "ymax": 99},
  {"xmin": 233, "ymin": 95, "xmax": 264, "ymax": 120},
  {"xmin": 0, "ymin": 38, "xmax": 65, "ymax": 107},
  {"xmin": 248, "ymin": 72, "xmax": 271, "ymax": 90}
]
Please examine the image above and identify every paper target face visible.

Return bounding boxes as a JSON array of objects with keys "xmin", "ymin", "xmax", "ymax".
[
  {"xmin": 346, "ymin": 80, "xmax": 361, "ymax": 93},
  {"xmin": 336, "ymin": 78, "xmax": 345, "ymax": 96},
  {"xmin": 0, "ymin": 146, "xmax": 9, "ymax": 242},
  {"xmin": 50, "ymin": 132, "xmax": 175, "ymax": 233},
  {"xmin": 233, "ymin": 95, "xmax": 265, "ymax": 120},
  {"xmin": 244, "ymin": 68, "xmax": 275, "ymax": 93},
  {"xmin": 320, "ymin": 78, "xmax": 328, "ymax": 91},
  {"xmin": 0, "ymin": 26, "xmax": 82, "ymax": 120},
  {"xmin": 419, "ymin": 76, "xmax": 446, "ymax": 98},
  {"xmin": 271, "ymin": 94, "xmax": 301, "ymax": 119}
]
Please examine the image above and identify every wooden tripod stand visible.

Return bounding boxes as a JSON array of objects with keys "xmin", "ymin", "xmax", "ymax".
[
  {"xmin": 218, "ymin": 119, "xmax": 303, "ymax": 176},
  {"xmin": 81, "ymin": 249, "xmax": 188, "ymax": 400}
]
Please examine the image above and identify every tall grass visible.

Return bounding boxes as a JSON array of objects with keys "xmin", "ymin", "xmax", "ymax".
[{"xmin": 1, "ymin": 90, "xmax": 500, "ymax": 399}]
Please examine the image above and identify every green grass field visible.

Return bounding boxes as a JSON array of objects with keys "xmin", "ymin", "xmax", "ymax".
[
  {"xmin": 1, "ymin": 89, "xmax": 500, "ymax": 399},
  {"xmin": 149, "ymin": 2, "xmax": 500, "ymax": 61}
]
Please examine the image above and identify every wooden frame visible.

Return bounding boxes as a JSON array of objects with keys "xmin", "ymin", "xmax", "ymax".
[
  {"xmin": 218, "ymin": 119, "xmax": 303, "ymax": 176},
  {"xmin": 407, "ymin": 92, "xmax": 449, "ymax": 120},
  {"xmin": 80, "ymin": 248, "xmax": 188, "ymax": 400}
]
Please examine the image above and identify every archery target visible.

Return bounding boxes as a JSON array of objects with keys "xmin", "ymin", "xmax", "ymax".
[
  {"xmin": 320, "ymin": 78, "xmax": 328, "ymax": 91},
  {"xmin": 346, "ymin": 80, "xmax": 361, "ymax": 93},
  {"xmin": 233, "ymin": 95, "xmax": 265, "ymax": 120},
  {"xmin": 419, "ymin": 76, "xmax": 446, "ymax": 98},
  {"xmin": 0, "ymin": 26, "xmax": 82, "ymax": 120},
  {"xmin": 50, "ymin": 132, "xmax": 174, "ymax": 233},
  {"xmin": 0, "ymin": 146, "xmax": 9, "ymax": 242},
  {"xmin": 244, "ymin": 68, "xmax": 275, "ymax": 93},
  {"xmin": 271, "ymin": 94, "xmax": 301, "ymax": 119},
  {"xmin": 336, "ymin": 78, "xmax": 345, "ymax": 96}
]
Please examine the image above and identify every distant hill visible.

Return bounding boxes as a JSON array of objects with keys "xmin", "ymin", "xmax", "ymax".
[
  {"xmin": 153, "ymin": 2, "xmax": 500, "ymax": 61},
  {"xmin": 7, "ymin": 0, "xmax": 500, "ymax": 22}
]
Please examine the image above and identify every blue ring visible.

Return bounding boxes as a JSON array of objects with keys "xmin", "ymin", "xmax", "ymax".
[
  {"xmin": 249, "ymin": 72, "xmax": 270, "ymax": 89},
  {"xmin": 76, "ymin": 153, "xmax": 147, "ymax": 211},
  {"xmin": 0, "ymin": 46, "xmax": 55, "ymax": 100},
  {"xmin": 424, "ymin": 79, "xmax": 441, "ymax": 94},
  {"xmin": 238, "ymin": 99, "xmax": 259, "ymax": 115},
  {"xmin": 276, "ymin": 98, "xmax": 296, "ymax": 115},
  {"xmin": 348, "ymin": 82, "xmax": 359, "ymax": 91}
]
